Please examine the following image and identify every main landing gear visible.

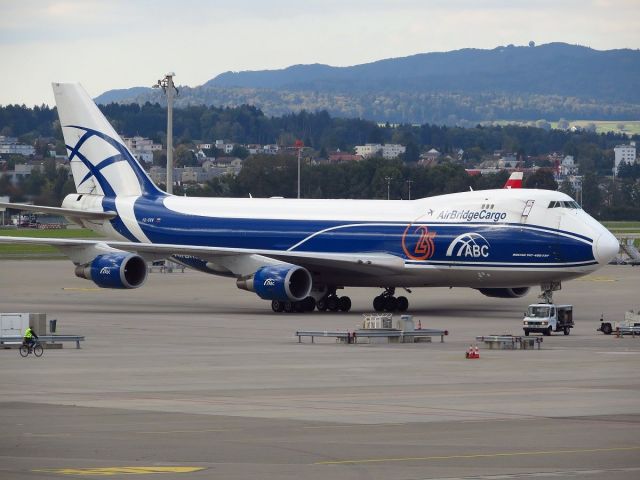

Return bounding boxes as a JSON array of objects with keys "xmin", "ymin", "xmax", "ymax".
[
  {"xmin": 271, "ymin": 287, "xmax": 352, "ymax": 313},
  {"xmin": 373, "ymin": 287, "xmax": 409, "ymax": 312}
]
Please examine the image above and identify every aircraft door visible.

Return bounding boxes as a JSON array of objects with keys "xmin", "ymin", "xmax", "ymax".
[{"xmin": 520, "ymin": 200, "xmax": 535, "ymax": 223}]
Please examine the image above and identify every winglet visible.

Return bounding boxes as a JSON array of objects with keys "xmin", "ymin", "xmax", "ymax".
[{"xmin": 504, "ymin": 172, "xmax": 523, "ymax": 189}]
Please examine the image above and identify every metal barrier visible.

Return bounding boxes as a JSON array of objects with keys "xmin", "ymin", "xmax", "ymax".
[
  {"xmin": 0, "ymin": 335, "xmax": 85, "ymax": 349},
  {"xmin": 475, "ymin": 335, "xmax": 543, "ymax": 350},
  {"xmin": 296, "ymin": 328, "xmax": 447, "ymax": 344}
]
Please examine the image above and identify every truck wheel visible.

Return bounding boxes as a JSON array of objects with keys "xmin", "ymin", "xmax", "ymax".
[
  {"xmin": 563, "ymin": 326, "xmax": 570, "ymax": 335},
  {"xmin": 601, "ymin": 323, "xmax": 612, "ymax": 335},
  {"xmin": 524, "ymin": 330, "xmax": 530, "ymax": 336},
  {"xmin": 545, "ymin": 326, "xmax": 552, "ymax": 336}
]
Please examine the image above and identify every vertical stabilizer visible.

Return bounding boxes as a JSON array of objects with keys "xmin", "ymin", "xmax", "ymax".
[
  {"xmin": 503, "ymin": 172, "xmax": 523, "ymax": 189},
  {"xmin": 53, "ymin": 83, "xmax": 164, "ymax": 198}
]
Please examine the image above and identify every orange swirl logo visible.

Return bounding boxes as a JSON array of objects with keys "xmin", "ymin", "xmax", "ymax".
[{"xmin": 401, "ymin": 224, "xmax": 436, "ymax": 260}]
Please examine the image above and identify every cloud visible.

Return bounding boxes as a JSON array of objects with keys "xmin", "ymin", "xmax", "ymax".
[{"xmin": 0, "ymin": 0, "xmax": 638, "ymax": 105}]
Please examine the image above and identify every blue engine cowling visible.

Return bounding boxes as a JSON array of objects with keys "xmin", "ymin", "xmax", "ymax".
[
  {"xmin": 236, "ymin": 264, "xmax": 312, "ymax": 301},
  {"xmin": 478, "ymin": 287, "xmax": 530, "ymax": 298},
  {"xmin": 75, "ymin": 252, "xmax": 148, "ymax": 289}
]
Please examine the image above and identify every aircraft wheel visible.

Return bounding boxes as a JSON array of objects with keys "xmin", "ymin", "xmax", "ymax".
[
  {"xmin": 384, "ymin": 296, "xmax": 398, "ymax": 312},
  {"xmin": 271, "ymin": 300, "xmax": 285, "ymax": 312},
  {"xmin": 396, "ymin": 296, "xmax": 409, "ymax": 312},
  {"xmin": 338, "ymin": 296, "xmax": 351, "ymax": 312},
  {"xmin": 327, "ymin": 295, "xmax": 340, "ymax": 312},
  {"xmin": 316, "ymin": 299, "xmax": 328, "ymax": 312},
  {"xmin": 284, "ymin": 301, "xmax": 294, "ymax": 313},
  {"xmin": 373, "ymin": 296, "xmax": 385, "ymax": 312},
  {"xmin": 294, "ymin": 301, "xmax": 305, "ymax": 312},
  {"xmin": 303, "ymin": 296, "xmax": 316, "ymax": 312}
]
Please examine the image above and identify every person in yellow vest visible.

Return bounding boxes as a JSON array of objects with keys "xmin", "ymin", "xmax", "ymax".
[{"xmin": 23, "ymin": 325, "xmax": 39, "ymax": 348}]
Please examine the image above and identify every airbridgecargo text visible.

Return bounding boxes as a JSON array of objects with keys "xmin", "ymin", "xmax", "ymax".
[{"xmin": 438, "ymin": 209, "xmax": 507, "ymax": 222}]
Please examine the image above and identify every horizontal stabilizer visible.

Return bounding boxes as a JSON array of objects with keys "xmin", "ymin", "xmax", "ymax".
[{"xmin": 0, "ymin": 202, "xmax": 116, "ymax": 220}]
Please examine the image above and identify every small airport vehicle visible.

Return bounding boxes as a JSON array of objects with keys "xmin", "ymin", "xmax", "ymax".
[
  {"xmin": 523, "ymin": 304, "xmax": 574, "ymax": 336},
  {"xmin": 598, "ymin": 310, "xmax": 640, "ymax": 335}
]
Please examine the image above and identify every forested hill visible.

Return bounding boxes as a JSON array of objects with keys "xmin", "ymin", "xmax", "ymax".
[
  {"xmin": 96, "ymin": 43, "xmax": 640, "ymax": 124},
  {"xmin": 209, "ymin": 43, "xmax": 639, "ymax": 101}
]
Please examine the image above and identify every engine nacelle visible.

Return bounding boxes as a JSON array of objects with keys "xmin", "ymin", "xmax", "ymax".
[
  {"xmin": 75, "ymin": 252, "xmax": 147, "ymax": 289},
  {"xmin": 236, "ymin": 264, "xmax": 312, "ymax": 301},
  {"xmin": 478, "ymin": 287, "xmax": 530, "ymax": 298}
]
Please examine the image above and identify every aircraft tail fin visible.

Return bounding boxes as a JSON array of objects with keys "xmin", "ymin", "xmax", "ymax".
[
  {"xmin": 503, "ymin": 172, "xmax": 523, "ymax": 189},
  {"xmin": 52, "ymin": 83, "xmax": 165, "ymax": 199}
]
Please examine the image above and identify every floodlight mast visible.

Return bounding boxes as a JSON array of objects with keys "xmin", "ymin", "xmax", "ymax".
[{"xmin": 152, "ymin": 72, "xmax": 178, "ymax": 194}]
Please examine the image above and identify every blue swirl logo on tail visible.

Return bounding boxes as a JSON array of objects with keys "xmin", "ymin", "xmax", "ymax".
[{"xmin": 65, "ymin": 125, "xmax": 164, "ymax": 198}]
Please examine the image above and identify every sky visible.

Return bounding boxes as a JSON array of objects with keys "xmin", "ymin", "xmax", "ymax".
[{"xmin": 1, "ymin": 0, "xmax": 639, "ymax": 106}]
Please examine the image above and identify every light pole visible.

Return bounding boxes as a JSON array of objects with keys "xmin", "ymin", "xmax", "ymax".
[
  {"xmin": 153, "ymin": 73, "xmax": 178, "ymax": 194},
  {"xmin": 405, "ymin": 179, "xmax": 413, "ymax": 200},
  {"xmin": 385, "ymin": 176, "xmax": 392, "ymax": 200},
  {"xmin": 295, "ymin": 140, "xmax": 304, "ymax": 199}
]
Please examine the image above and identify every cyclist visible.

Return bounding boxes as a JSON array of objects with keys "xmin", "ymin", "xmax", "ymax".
[{"xmin": 23, "ymin": 325, "xmax": 39, "ymax": 350}]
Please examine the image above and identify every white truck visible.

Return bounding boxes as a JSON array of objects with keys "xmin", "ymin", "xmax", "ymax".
[{"xmin": 523, "ymin": 304, "xmax": 574, "ymax": 336}]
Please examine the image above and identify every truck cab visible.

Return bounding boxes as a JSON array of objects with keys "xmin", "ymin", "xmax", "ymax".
[{"xmin": 523, "ymin": 304, "xmax": 574, "ymax": 336}]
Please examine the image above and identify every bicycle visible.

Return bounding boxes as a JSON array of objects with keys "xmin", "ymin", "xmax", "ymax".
[{"xmin": 19, "ymin": 340, "xmax": 43, "ymax": 358}]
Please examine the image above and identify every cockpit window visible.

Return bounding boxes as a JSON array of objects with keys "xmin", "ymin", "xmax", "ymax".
[{"xmin": 548, "ymin": 200, "xmax": 581, "ymax": 209}]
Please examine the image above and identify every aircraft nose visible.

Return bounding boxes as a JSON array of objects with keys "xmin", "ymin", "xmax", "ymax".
[{"xmin": 593, "ymin": 230, "xmax": 620, "ymax": 265}]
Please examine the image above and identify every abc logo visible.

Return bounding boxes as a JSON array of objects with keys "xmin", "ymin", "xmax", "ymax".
[{"xmin": 446, "ymin": 233, "xmax": 490, "ymax": 258}]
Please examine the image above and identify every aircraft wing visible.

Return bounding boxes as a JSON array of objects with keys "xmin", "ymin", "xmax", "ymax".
[
  {"xmin": 0, "ymin": 202, "xmax": 116, "ymax": 220},
  {"xmin": 0, "ymin": 236, "xmax": 405, "ymax": 275}
]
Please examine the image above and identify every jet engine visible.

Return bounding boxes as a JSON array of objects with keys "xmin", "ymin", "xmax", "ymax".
[
  {"xmin": 478, "ymin": 287, "xmax": 530, "ymax": 298},
  {"xmin": 75, "ymin": 252, "xmax": 147, "ymax": 289},
  {"xmin": 236, "ymin": 264, "xmax": 312, "ymax": 301}
]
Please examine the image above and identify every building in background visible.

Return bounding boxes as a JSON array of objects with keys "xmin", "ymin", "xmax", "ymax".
[
  {"xmin": 0, "ymin": 136, "xmax": 35, "ymax": 157},
  {"xmin": 355, "ymin": 143, "xmax": 405, "ymax": 159},
  {"xmin": 614, "ymin": 142, "xmax": 637, "ymax": 175},
  {"xmin": 123, "ymin": 136, "xmax": 162, "ymax": 164}
]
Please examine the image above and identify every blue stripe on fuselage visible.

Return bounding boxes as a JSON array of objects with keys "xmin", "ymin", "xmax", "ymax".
[{"xmin": 128, "ymin": 197, "xmax": 595, "ymax": 267}]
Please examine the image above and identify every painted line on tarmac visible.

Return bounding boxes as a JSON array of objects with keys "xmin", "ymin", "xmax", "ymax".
[
  {"xmin": 315, "ymin": 445, "xmax": 640, "ymax": 465},
  {"xmin": 576, "ymin": 276, "xmax": 616, "ymax": 282},
  {"xmin": 61, "ymin": 287, "xmax": 101, "ymax": 291},
  {"xmin": 428, "ymin": 466, "xmax": 640, "ymax": 479},
  {"xmin": 33, "ymin": 466, "xmax": 205, "ymax": 476},
  {"xmin": 134, "ymin": 428, "xmax": 232, "ymax": 434}
]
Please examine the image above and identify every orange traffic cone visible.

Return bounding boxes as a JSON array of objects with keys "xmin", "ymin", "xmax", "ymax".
[
  {"xmin": 465, "ymin": 345, "xmax": 473, "ymax": 359},
  {"xmin": 473, "ymin": 345, "xmax": 480, "ymax": 359}
]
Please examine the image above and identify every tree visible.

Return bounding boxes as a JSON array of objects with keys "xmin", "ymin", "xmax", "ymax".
[
  {"xmin": 524, "ymin": 169, "xmax": 557, "ymax": 190},
  {"xmin": 559, "ymin": 178, "xmax": 576, "ymax": 198},
  {"xmin": 230, "ymin": 145, "xmax": 249, "ymax": 160},
  {"xmin": 581, "ymin": 172, "xmax": 602, "ymax": 216},
  {"xmin": 175, "ymin": 145, "xmax": 197, "ymax": 167}
]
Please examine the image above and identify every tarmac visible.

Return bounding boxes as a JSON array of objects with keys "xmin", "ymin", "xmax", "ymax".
[{"xmin": 1, "ymin": 260, "xmax": 639, "ymax": 479}]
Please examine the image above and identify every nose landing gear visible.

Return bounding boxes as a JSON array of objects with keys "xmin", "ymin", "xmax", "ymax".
[{"xmin": 373, "ymin": 287, "xmax": 409, "ymax": 312}]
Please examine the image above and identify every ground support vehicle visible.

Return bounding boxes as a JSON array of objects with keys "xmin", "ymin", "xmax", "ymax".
[
  {"xmin": 598, "ymin": 310, "xmax": 640, "ymax": 335},
  {"xmin": 523, "ymin": 304, "xmax": 574, "ymax": 336}
]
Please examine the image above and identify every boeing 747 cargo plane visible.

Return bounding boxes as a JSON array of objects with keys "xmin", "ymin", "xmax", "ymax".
[{"xmin": 0, "ymin": 83, "xmax": 620, "ymax": 313}]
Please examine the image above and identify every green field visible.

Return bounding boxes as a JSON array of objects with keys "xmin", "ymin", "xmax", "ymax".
[
  {"xmin": 488, "ymin": 120, "xmax": 640, "ymax": 136},
  {"xmin": 562, "ymin": 121, "xmax": 640, "ymax": 136},
  {"xmin": 0, "ymin": 228, "xmax": 101, "ymax": 258},
  {"xmin": 602, "ymin": 221, "xmax": 640, "ymax": 232}
]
